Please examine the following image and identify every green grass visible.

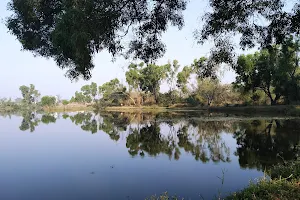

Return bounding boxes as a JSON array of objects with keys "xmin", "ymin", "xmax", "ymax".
[
  {"xmin": 225, "ymin": 179, "xmax": 300, "ymax": 200},
  {"xmin": 225, "ymin": 161, "xmax": 300, "ymax": 200},
  {"xmin": 208, "ymin": 105, "xmax": 300, "ymax": 116},
  {"xmin": 145, "ymin": 161, "xmax": 300, "ymax": 200},
  {"xmin": 43, "ymin": 105, "xmax": 94, "ymax": 112},
  {"xmin": 104, "ymin": 105, "xmax": 168, "ymax": 113}
]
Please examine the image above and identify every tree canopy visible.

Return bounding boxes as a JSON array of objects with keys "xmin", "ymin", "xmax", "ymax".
[
  {"xmin": 234, "ymin": 36, "xmax": 300, "ymax": 105},
  {"xmin": 6, "ymin": 0, "xmax": 300, "ymax": 79},
  {"xmin": 6, "ymin": 0, "xmax": 187, "ymax": 80},
  {"xmin": 196, "ymin": 0, "xmax": 300, "ymax": 62}
]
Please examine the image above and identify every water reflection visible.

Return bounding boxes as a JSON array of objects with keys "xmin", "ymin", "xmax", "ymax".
[
  {"xmin": 15, "ymin": 111, "xmax": 300, "ymax": 170},
  {"xmin": 234, "ymin": 119, "xmax": 300, "ymax": 170}
]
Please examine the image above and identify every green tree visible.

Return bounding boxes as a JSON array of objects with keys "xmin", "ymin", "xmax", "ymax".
[
  {"xmin": 234, "ymin": 37, "xmax": 300, "ymax": 105},
  {"xmin": 197, "ymin": 0, "xmax": 300, "ymax": 63},
  {"xmin": 81, "ymin": 85, "xmax": 91, "ymax": 98},
  {"xmin": 196, "ymin": 78, "xmax": 222, "ymax": 106},
  {"xmin": 191, "ymin": 57, "xmax": 218, "ymax": 80},
  {"xmin": 165, "ymin": 60, "xmax": 180, "ymax": 103},
  {"xmin": 125, "ymin": 63, "xmax": 144, "ymax": 92},
  {"xmin": 6, "ymin": 0, "xmax": 187, "ymax": 79},
  {"xmin": 73, "ymin": 91, "xmax": 87, "ymax": 103},
  {"xmin": 62, "ymin": 100, "xmax": 69, "ymax": 106},
  {"xmin": 177, "ymin": 66, "xmax": 192, "ymax": 97},
  {"xmin": 90, "ymin": 82, "xmax": 98, "ymax": 102},
  {"xmin": 41, "ymin": 96, "xmax": 56, "ymax": 107},
  {"xmin": 139, "ymin": 63, "xmax": 168, "ymax": 103},
  {"xmin": 19, "ymin": 84, "xmax": 40, "ymax": 105},
  {"xmin": 98, "ymin": 78, "xmax": 128, "ymax": 105}
]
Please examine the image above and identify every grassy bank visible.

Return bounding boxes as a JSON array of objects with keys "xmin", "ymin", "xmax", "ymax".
[
  {"xmin": 43, "ymin": 104, "xmax": 94, "ymax": 112},
  {"xmin": 39, "ymin": 103, "xmax": 300, "ymax": 117},
  {"xmin": 208, "ymin": 105, "xmax": 300, "ymax": 116},
  {"xmin": 102, "ymin": 105, "xmax": 300, "ymax": 117},
  {"xmin": 147, "ymin": 161, "xmax": 300, "ymax": 200},
  {"xmin": 104, "ymin": 106, "xmax": 168, "ymax": 113}
]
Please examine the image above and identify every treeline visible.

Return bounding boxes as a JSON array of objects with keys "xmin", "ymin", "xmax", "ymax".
[
  {"xmin": 66, "ymin": 36, "xmax": 300, "ymax": 108},
  {"xmin": 1, "ymin": 36, "xmax": 300, "ymax": 110}
]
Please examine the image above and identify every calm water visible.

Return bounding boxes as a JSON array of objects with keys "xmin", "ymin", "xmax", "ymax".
[{"xmin": 1, "ymin": 111, "xmax": 300, "ymax": 200}]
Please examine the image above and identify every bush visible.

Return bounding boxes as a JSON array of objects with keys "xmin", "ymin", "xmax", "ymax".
[
  {"xmin": 269, "ymin": 161, "xmax": 300, "ymax": 180},
  {"xmin": 226, "ymin": 179, "xmax": 300, "ymax": 200}
]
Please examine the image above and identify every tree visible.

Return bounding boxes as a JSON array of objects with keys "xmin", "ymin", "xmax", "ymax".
[
  {"xmin": 191, "ymin": 57, "xmax": 220, "ymax": 80},
  {"xmin": 177, "ymin": 66, "xmax": 192, "ymax": 97},
  {"xmin": 125, "ymin": 63, "xmax": 144, "ymax": 92},
  {"xmin": 90, "ymin": 82, "xmax": 98, "ymax": 102},
  {"xmin": 6, "ymin": 0, "xmax": 187, "ymax": 80},
  {"xmin": 166, "ymin": 60, "xmax": 180, "ymax": 91},
  {"xmin": 81, "ymin": 82, "xmax": 98, "ymax": 102},
  {"xmin": 73, "ymin": 91, "xmax": 87, "ymax": 104},
  {"xmin": 41, "ymin": 96, "xmax": 56, "ymax": 108},
  {"xmin": 98, "ymin": 78, "xmax": 128, "ymax": 105},
  {"xmin": 139, "ymin": 63, "xmax": 168, "ymax": 103},
  {"xmin": 196, "ymin": 0, "xmax": 300, "ymax": 63},
  {"xmin": 166, "ymin": 60, "xmax": 180, "ymax": 103},
  {"xmin": 196, "ymin": 78, "xmax": 222, "ymax": 106},
  {"xmin": 234, "ymin": 37, "xmax": 300, "ymax": 105},
  {"xmin": 19, "ymin": 84, "xmax": 40, "ymax": 105},
  {"xmin": 62, "ymin": 100, "xmax": 69, "ymax": 106}
]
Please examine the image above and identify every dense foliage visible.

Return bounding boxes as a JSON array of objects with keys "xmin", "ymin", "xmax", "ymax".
[
  {"xmin": 6, "ymin": 0, "xmax": 187, "ymax": 79},
  {"xmin": 234, "ymin": 36, "xmax": 300, "ymax": 105},
  {"xmin": 6, "ymin": 1, "xmax": 300, "ymax": 79}
]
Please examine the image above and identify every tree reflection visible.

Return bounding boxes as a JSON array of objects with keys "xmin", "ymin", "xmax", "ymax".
[
  {"xmin": 126, "ymin": 121, "xmax": 174, "ymax": 158},
  {"xmin": 41, "ymin": 114, "xmax": 56, "ymax": 124},
  {"xmin": 69, "ymin": 113, "xmax": 98, "ymax": 134},
  {"xmin": 12, "ymin": 111, "xmax": 300, "ymax": 170},
  {"xmin": 19, "ymin": 111, "xmax": 39, "ymax": 132},
  {"xmin": 234, "ymin": 119, "xmax": 300, "ymax": 170}
]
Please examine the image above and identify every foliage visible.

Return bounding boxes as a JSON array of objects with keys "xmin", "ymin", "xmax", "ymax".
[
  {"xmin": 19, "ymin": 111, "xmax": 39, "ymax": 132},
  {"xmin": 269, "ymin": 161, "xmax": 300, "ymax": 180},
  {"xmin": 96, "ymin": 78, "xmax": 129, "ymax": 107},
  {"xmin": 41, "ymin": 96, "xmax": 56, "ymax": 107},
  {"xmin": 139, "ymin": 63, "xmax": 168, "ymax": 103},
  {"xmin": 191, "ymin": 57, "xmax": 218, "ymax": 79},
  {"xmin": 165, "ymin": 60, "xmax": 180, "ymax": 103},
  {"xmin": 41, "ymin": 114, "xmax": 56, "ymax": 124},
  {"xmin": 125, "ymin": 62, "xmax": 169, "ymax": 104},
  {"xmin": 197, "ymin": 0, "xmax": 300, "ymax": 64},
  {"xmin": 71, "ymin": 91, "xmax": 92, "ymax": 104},
  {"xmin": 176, "ymin": 66, "xmax": 192, "ymax": 97},
  {"xmin": 195, "ymin": 78, "xmax": 223, "ymax": 106},
  {"xmin": 234, "ymin": 37, "xmax": 300, "ymax": 105},
  {"xmin": 6, "ymin": 0, "xmax": 187, "ymax": 80},
  {"xmin": 225, "ymin": 179, "xmax": 300, "ymax": 200},
  {"xmin": 146, "ymin": 192, "xmax": 182, "ymax": 200},
  {"xmin": 62, "ymin": 100, "xmax": 69, "ymax": 106},
  {"xmin": 19, "ymin": 84, "xmax": 40, "ymax": 105},
  {"xmin": 81, "ymin": 82, "xmax": 98, "ymax": 102}
]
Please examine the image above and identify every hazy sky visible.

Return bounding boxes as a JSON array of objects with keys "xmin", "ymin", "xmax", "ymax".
[{"xmin": 0, "ymin": 0, "xmax": 238, "ymax": 99}]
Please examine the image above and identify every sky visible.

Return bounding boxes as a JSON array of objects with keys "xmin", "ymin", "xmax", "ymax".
[{"xmin": 0, "ymin": 0, "xmax": 237, "ymax": 99}]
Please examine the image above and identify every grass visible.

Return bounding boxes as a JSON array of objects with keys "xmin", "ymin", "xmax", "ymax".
[
  {"xmin": 104, "ymin": 105, "xmax": 168, "ymax": 113},
  {"xmin": 145, "ymin": 161, "xmax": 300, "ymax": 200},
  {"xmin": 43, "ymin": 104, "xmax": 94, "ymax": 112},
  {"xmin": 101, "ymin": 104, "xmax": 300, "ymax": 117},
  {"xmin": 225, "ymin": 179, "xmax": 300, "ymax": 200},
  {"xmin": 208, "ymin": 105, "xmax": 300, "ymax": 116},
  {"xmin": 223, "ymin": 160, "xmax": 300, "ymax": 200}
]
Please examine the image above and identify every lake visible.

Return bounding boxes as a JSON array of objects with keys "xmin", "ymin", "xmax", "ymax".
[{"xmin": 1, "ymin": 111, "xmax": 299, "ymax": 200}]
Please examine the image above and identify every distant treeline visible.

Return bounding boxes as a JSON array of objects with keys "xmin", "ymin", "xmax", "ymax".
[{"xmin": 1, "ymin": 36, "xmax": 300, "ymax": 110}]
